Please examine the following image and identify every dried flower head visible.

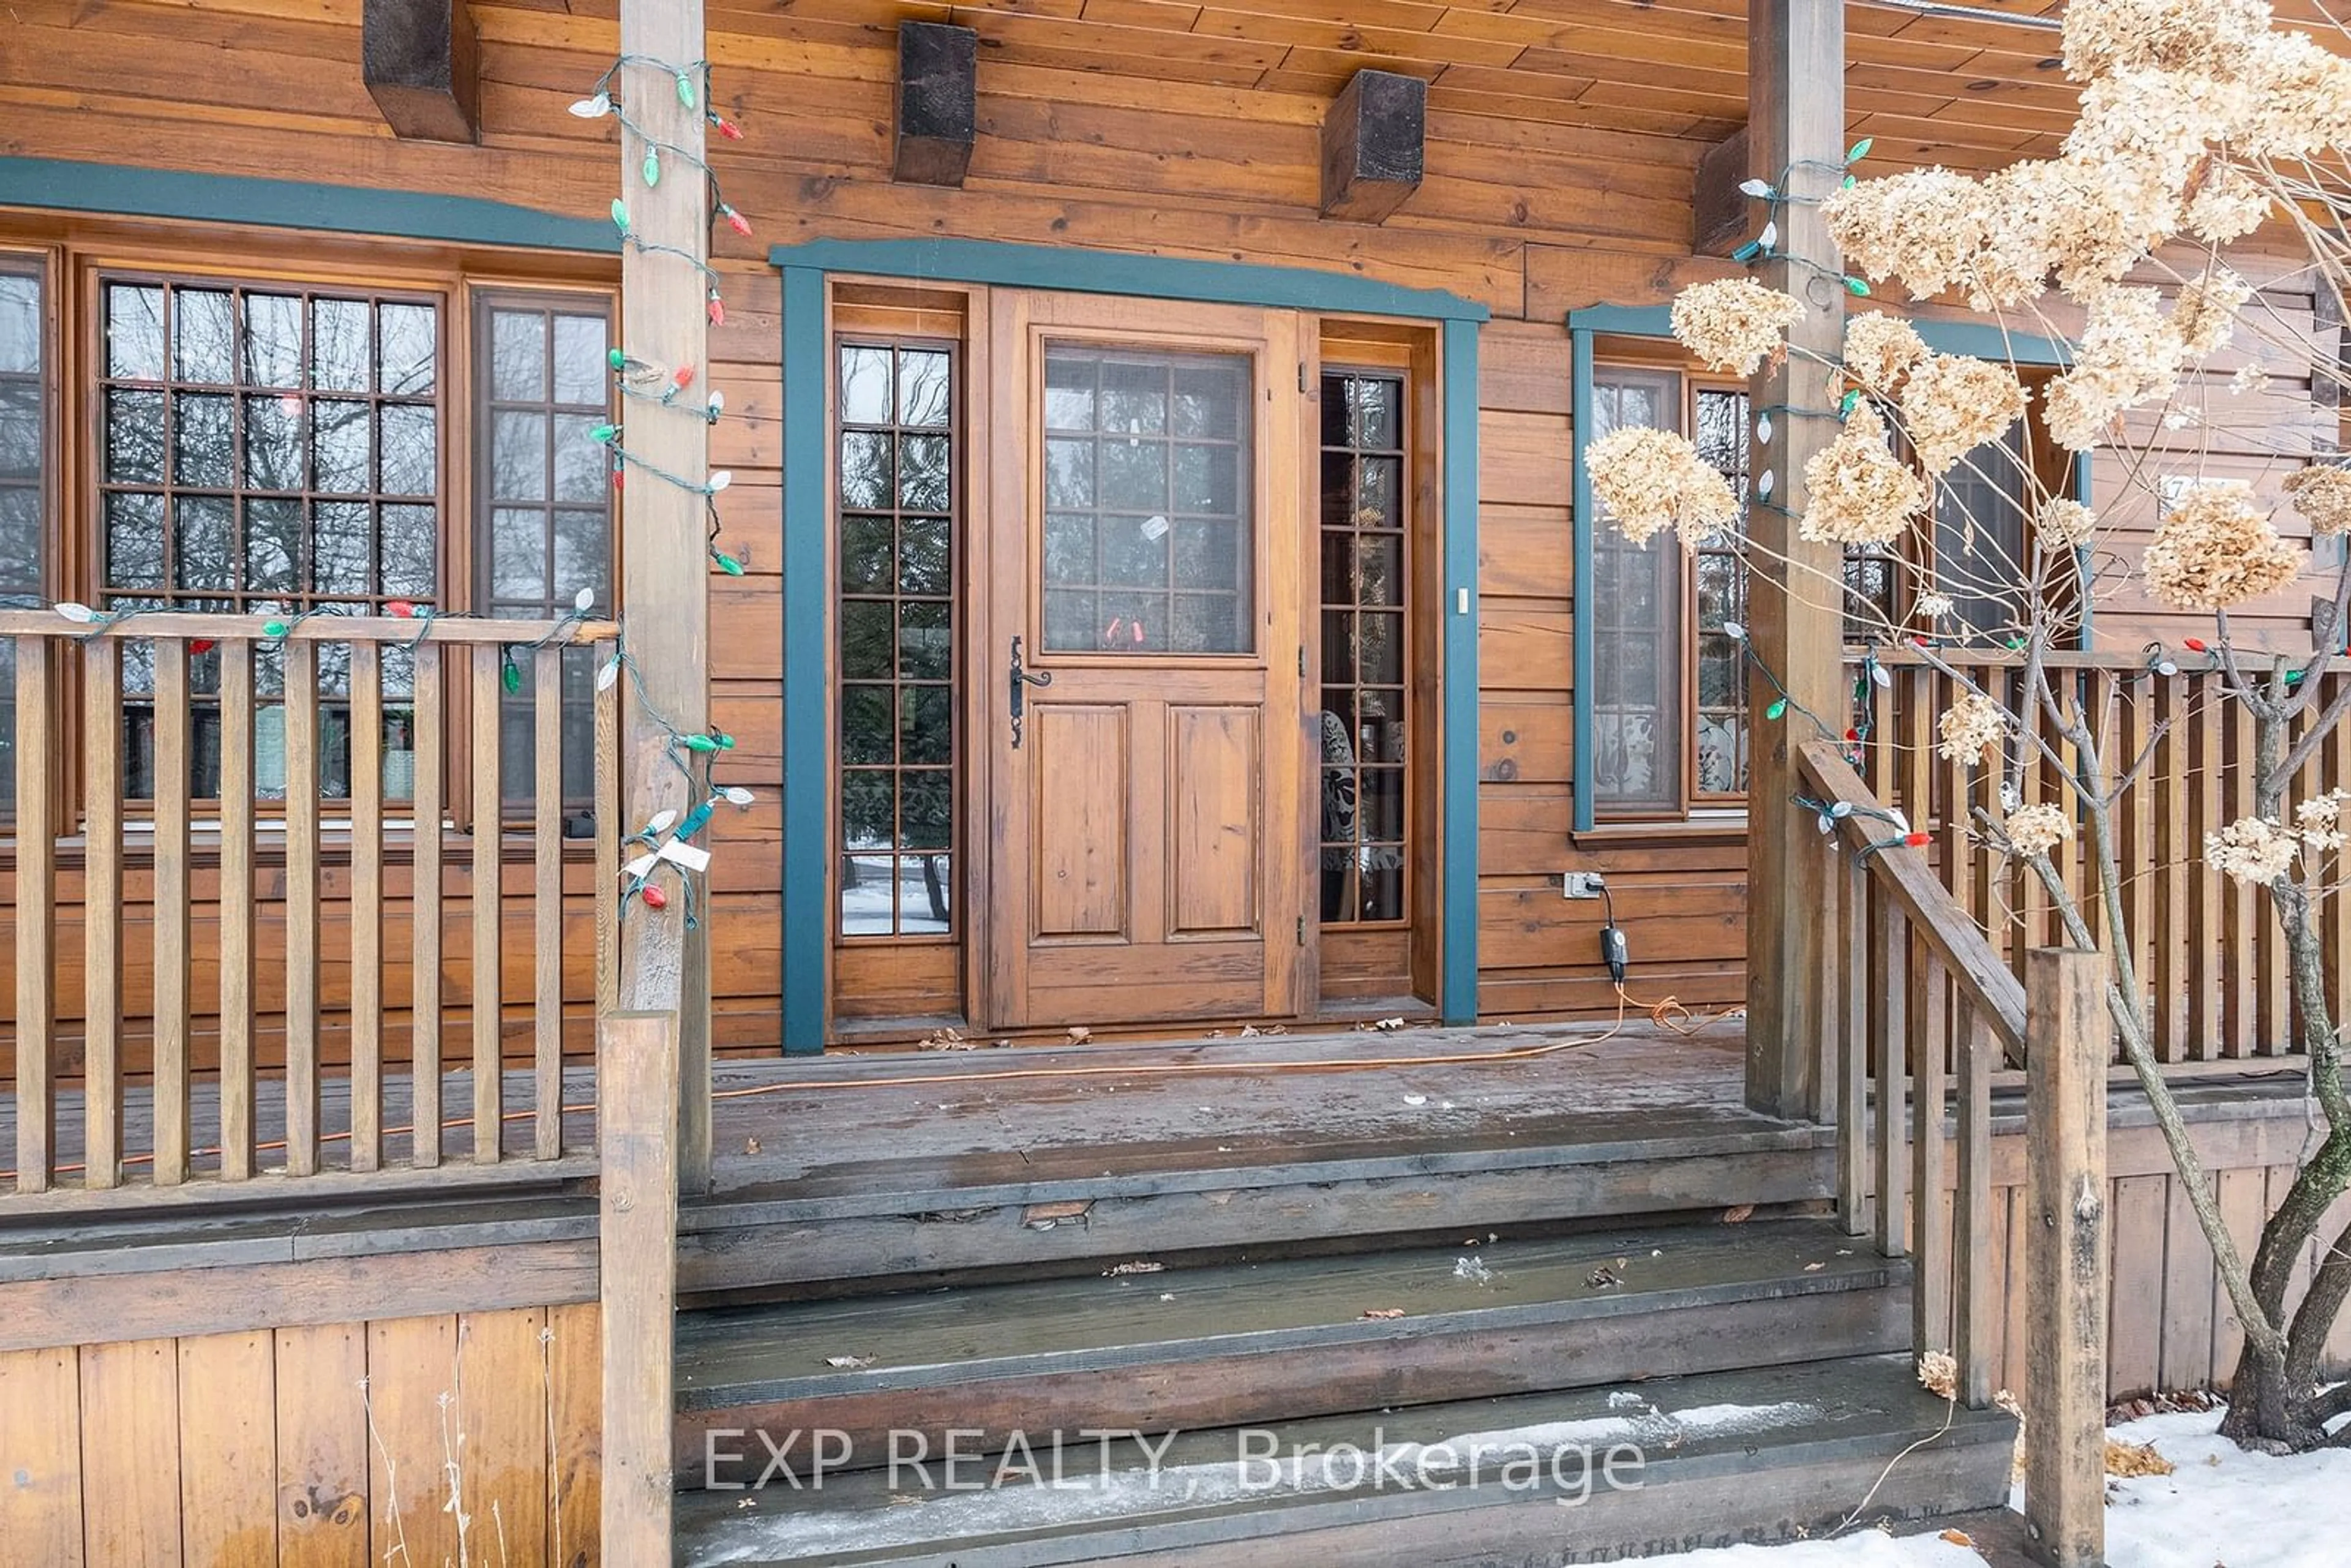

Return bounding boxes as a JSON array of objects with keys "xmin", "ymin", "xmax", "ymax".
[
  {"xmin": 2044, "ymin": 366, "xmax": 2134, "ymax": 452},
  {"xmin": 1918, "ymin": 1350, "xmax": 1959, "ymax": 1400},
  {"xmin": 2232, "ymin": 32, "xmax": 2351, "ymax": 161},
  {"xmin": 1587, "ymin": 425, "xmax": 1741, "ymax": 550},
  {"xmin": 1842, "ymin": 312, "xmax": 1931, "ymax": 396},
  {"xmin": 2205, "ymin": 816, "xmax": 2300, "ymax": 883},
  {"xmin": 2173, "ymin": 267, "xmax": 2252, "ymax": 358},
  {"xmin": 1917, "ymin": 590, "xmax": 1957, "ymax": 619},
  {"xmin": 1824, "ymin": 167, "xmax": 1991, "ymax": 301},
  {"xmin": 1799, "ymin": 402, "xmax": 1926, "ymax": 547},
  {"xmin": 2004, "ymin": 802, "xmax": 2072, "ymax": 857},
  {"xmin": 2230, "ymin": 364, "xmax": 2269, "ymax": 396},
  {"xmin": 2061, "ymin": 0, "xmax": 2273, "ymax": 84},
  {"xmin": 2186, "ymin": 169, "xmax": 2271, "ymax": 244},
  {"xmin": 1938, "ymin": 691, "xmax": 2009, "ymax": 765},
  {"xmin": 1670, "ymin": 279, "xmax": 1805, "ymax": 377},
  {"xmin": 2143, "ymin": 480, "xmax": 2304, "ymax": 609},
  {"xmin": 2298, "ymin": 792, "xmax": 2349, "ymax": 854},
  {"xmin": 1901, "ymin": 354, "xmax": 2029, "ymax": 475},
  {"xmin": 2037, "ymin": 498, "xmax": 2099, "ymax": 547},
  {"xmin": 2282, "ymin": 465, "xmax": 2351, "ymax": 536}
]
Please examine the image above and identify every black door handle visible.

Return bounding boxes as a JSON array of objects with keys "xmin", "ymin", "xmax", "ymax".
[{"xmin": 1009, "ymin": 635, "xmax": 1052, "ymax": 749}]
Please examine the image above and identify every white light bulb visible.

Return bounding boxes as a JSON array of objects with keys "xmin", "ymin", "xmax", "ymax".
[
  {"xmin": 596, "ymin": 656, "xmax": 621, "ymax": 692},
  {"xmin": 1723, "ymin": 621, "xmax": 1745, "ymax": 640},
  {"xmin": 707, "ymin": 391, "xmax": 726, "ymax": 419},
  {"xmin": 1756, "ymin": 470, "xmax": 1774, "ymax": 499},
  {"xmin": 53, "ymin": 601, "xmax": 96, "ymax": 623},
  {"xmin": 707, "ymin": 470, "xmax": 732, "ymax": 493},
  {"xmin": 1760, "ymin": 220, "xmax": 1779, "ymax": 251},
  {"xmin": 721, "ymin": 786, "xmax": 756, "ymax": 807},
  {"xmin": 1739, "ymin": 178, "xmax": 1775, "ymax": 198},
  {"xmin": 1755, "ymin": 414, "xmax": 1772, "ymax": 443},
  {"xmin": 569, "ymin": 94, "xmax": 613, "ymax": 119},
  {"xmin": 1870, "ymin": 664, "xmax": 1892, "ymax": 688},
  {"xmin": 575, "ymin": 587, "xmax": 596, "ymax": 612},
  {"xmin": 648, "ymin": 808, "xmax": 678, "ymax": 834}
]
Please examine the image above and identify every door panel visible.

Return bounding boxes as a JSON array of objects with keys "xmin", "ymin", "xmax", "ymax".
[{"xmin": 981, "ymin": 292, "xmax": 1308, "ymax": 1030}]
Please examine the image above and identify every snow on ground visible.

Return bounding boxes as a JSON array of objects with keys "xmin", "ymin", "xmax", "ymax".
[{"xmin": 1625, "ymin": 1406, "xmax": 2351, "ymax": 1568}]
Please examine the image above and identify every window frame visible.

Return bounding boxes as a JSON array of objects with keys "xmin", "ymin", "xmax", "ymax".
[
  {"xmin": 0, "ymin": 214, "xmax": 617, "ymax": 839},
  {"xmin": 0, "ymin": 244, "xmax": 56, "ymax": 823}
]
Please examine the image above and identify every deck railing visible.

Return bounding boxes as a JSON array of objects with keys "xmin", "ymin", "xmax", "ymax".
[
  {"xmin": 1846, "ymin": 647, "xmax": 2327, "ymax": 1067},
  {"xmin": 1, "ymin": 608, "xmax": 621, "ymax": 1199},
  {"xmin": 1799, "ymin": 738, "xmax": 2014, "ymax": 1409}
]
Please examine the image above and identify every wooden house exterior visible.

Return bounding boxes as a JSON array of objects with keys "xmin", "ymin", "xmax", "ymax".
[{"xmin": 0, "ymin": 0, "xmax": 2348, "ymax": 1562}]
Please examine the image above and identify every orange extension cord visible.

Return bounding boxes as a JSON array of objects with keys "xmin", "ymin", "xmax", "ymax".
[{"xmin": 4, "ymin": 986, "xmax": 1733, "ymax": 1182}]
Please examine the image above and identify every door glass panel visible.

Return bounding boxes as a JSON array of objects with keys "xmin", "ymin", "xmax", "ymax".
[
  {"xmin": 1318, "ymin": 372, "xmax": 1410, "ymax": 925},
  {"xmin": 1038, "ymin": 345, "xmax": 1252, "ymax": 654}
]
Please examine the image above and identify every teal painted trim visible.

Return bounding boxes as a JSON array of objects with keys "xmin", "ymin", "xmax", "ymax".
[
  {"xmin": 0, "ymin": 157, "xmax": 618, "ymax": 254},
  {"xmin": 1570, "ymin": 329, "xmax": 1598, "ymax": 836},
  {"xmin": 1915, "ymin": 320, "xmax": 2071, "ymax": 367},
  {"xmin": 779, "ymin": 265, "xmax": 828, "ymax": 1055},
  {"xmin": 2073, "ymin": 447, "xmax": 2096, "ymax": 650},
  {"xmin": 1565, "ymin": 304, "xmax": 1674, "ymax": 337},
  {"xmin": 766, "ymin": 238, "xmax": 1488, "ymax": 323},
  {"xmin": 1441, "ymin": 318, "xmax": 1482, "ymax": 1026}
]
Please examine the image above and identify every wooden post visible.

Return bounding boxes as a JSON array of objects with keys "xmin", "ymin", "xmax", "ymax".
[
  {"xmin": 1743, "ymin": 0, "xmax": 1848, "ymax": 1118},
  {"xmin": 617, "ymin": 0, "xmax": 714, "ymax": 1191},
  {"xmin": 2025, "ymin": 947, "xmax": 2109, "ymax": 1568},
  {"xmin": 598, "ymin": 1010, "xmax": 678, "ymax": 1566}
]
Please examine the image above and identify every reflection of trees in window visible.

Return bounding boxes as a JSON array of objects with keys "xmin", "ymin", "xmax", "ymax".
[
  {"xmin": 1318, "ymin": 371, "xmax": 1408, "ymax": 923},
  {"xmin": 1692, "ymin": 388, "xmax": 1750, "ymax": 798},
  {"xmin": 0, "ymin": 257, "xmax": 45, "ymax": 812},
  {"xmin": 97, "ymin": 277, "xmax": 442, "ymax": 800},
  {"xmin": 1588, "ymin": 369, "xmax": 1684, "ymax": 814},
  {"xmin": 475, "ymin": 296, "xmax": 613, "ymax": 810},
  {"xmin": 836, "ymin": 339, "xmax": 956, "ymax": 937}
]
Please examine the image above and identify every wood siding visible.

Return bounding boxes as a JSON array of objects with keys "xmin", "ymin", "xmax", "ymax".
[
  {"xmin": 0, "ymin": 0, "xmax": 2339, "ymax": 1032},
  {"xmin": 0, "ymin": 1303, "xmax": 601, "ymax": 1568}
]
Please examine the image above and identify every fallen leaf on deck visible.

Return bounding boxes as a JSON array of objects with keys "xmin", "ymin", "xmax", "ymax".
[
  {"xmin": 1373, "ymin": 1016, "xmax": 1406, "ymax": 1030},
  {"xmin": 1239, "ymin": 1024, "xmax": 1261, "ymax": 1037},
  {"xmin": 1362, "ymin": 1307, "xmax": 1406, "ymax": 1319},
  {"xmin": 1722, "ymin": 1204, "xmax": 1755, "ymax": 1223},
  {"xmin": 918, "ymin": 1028, "xmax": 973, "ymax": 1051},
  {"xmin": 1803, "ymin": 1261, "xmax": 1826, "ymax": 1272},
  {"xmin": 825, "ymin": 1354, "xmax": 877, "ymax": 1370},
  {"xmin": 1938, "ymin": 1530, "xmax": 1974, "ymax": 1547},
  {"xmin": 744, "ymin": 1136, "xmax": 761, "ymax": 1155}
]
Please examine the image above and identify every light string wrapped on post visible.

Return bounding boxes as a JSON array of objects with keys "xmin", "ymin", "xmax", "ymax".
[
  {"xmin": 595, "ymin": 626, "xmax": 749, "ymax": 927},
  {"xmin": 1728, "ymin": 138, "xmax": 1877, "ymax": 295}
]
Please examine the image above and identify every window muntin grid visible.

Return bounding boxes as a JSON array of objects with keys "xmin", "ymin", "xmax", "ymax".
[
  {"xmin": 1318, "ymin": 371, "xmax": 1409, "ymax": 925},
  {"xmin": 1692, "ymin": 386, "xmax": 1750, "ymax": 799},
  {"xmin": 1588, "ymin": 369, "xmax": 1685, "ymax": 814},
  {"xmin": 1038, "ymin": 345, "xmax": 1253, "ymax": 655},
  {"xmin": 837, "ymin": 339, "xmax": 957, "ymax": 938},
  {"xmin": 0, "ymin": 257, "xmax": 46, "ymax": 812},
  {"xmin": 94, "ymin": 276, "xmax": 442, "ymax": 801},
  {"xmin": 476, "ymin": 295, "xmax": 613, "ymax": 810}
]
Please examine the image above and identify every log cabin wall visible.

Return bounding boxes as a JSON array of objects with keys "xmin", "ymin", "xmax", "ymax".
[{"xmin": 0, "ymin": 0, "xmax": 2339, "ymax": 1042}]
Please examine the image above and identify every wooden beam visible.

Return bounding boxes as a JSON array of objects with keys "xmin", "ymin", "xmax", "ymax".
[
  {"xmin": 599, "ymin": 1011, "xmax": 678, "ymax": 1565},
  {"xmin": 1743, "ymin": 0, "xmax": 1847, "ymax": 1119},
  {"xmin": 1692, "ymin": 126, "xmax": 1752, "ymax": 258},
  {"xmin": 617, "ymin": 0, "xmax": 714, "ymax": 1189},
  {"xmin": 361, "ymin": 0, "xmax": 479, "ymax": 144},
  {"xmin": 895, "ymin": 21, "xmax": 978, "ymax": 187},
  {"xmin": 2023, "ymin": 947, "xmax": 2109, "ymax": 1568},
  {"xmin": 1320, "ymin": 69, "xmax": 1426, "ymax": 225}
]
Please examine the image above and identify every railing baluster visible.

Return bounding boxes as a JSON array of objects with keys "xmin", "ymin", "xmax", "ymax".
[
  {"xmin": 219, "ymin": 640, "xmax": 256, "ymax": 1180},
  {"xmin": 411, "ymin": 643, "xmax": 444, "ymax": 1169},
  {"xmin": 1837, "ymin": 847, "xmax": 1869, "ymax": 1237},
  {"xmin": 81, "ymin": 638, "xmax": 122, "ymax": 1190},
  {"xmin": 152, "ymin": 639, "xmax": 192, "ymax": 1186},
  {"xmin": 283, "ymin": 639, "xmax": 320, "ymax": 1177},
  {"xmin": 471, "ymin": 644, "xmax": 504, "ymax": 1165},
  {"xmin": 1874, "ymin": 896, "xmax": 1908, "ymax": 1258},
  {"xmin": 1954, "ymin": 999, "xmax": 1995, "ymax": 1408},
  {"xmin": 13, "ymin": 636, "xmax": 56, "ymax": 1195},
  {"xmin": 1913, "ymin": 947, "xmax": 1949, "ymax": 1351},
  {"xmin": 350, "ymin": 640, "xmax": 385, "ymax": 1174},
  {"xmin": 2152, "ymin": 669, "xmax": 2186, "ymax": 1062},
  {"xmin": 533, "ymin": 645, "xmax": 564, "ymax": 1161}
]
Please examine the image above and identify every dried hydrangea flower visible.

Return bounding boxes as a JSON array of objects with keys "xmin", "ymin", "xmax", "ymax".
[
  {"xmin": 1938, "ymin": 691, "xmax": 2009, "ymax": 765},
  {"xmin": 2173, "ymin": 267, "xmax": 2252, "ymax": 358},
  {"xmin": 1900, "ymin": 354, "xmax": 2028, "ymax": 475},
  {"xmin": 1823, "ymin": 167, "xmax": 1990, "ymax": 301},
  {"xmin": 2142, "ymin": 480, "xmax": 2305, "ymax": 610},
  {"xmin": 1842, "ymin": 313, "xmax": 1930, "ymax": 396},
  {"xmin": 2037, "ymin": 498, "xmax": 2099, "ymax": 547},
  {"xmin": 2232, "ymin": 32, "xmax": 2351, "ymax": 160},
  {"xmin": 2186, "ymin": 169, "xmax": 2271, "ymax": 244},
  {"xmin": 2282, "ymin": 465, "xmax": 2351, "ymax": 536},
  {"xmin": 2004, "ymin": 802, "xmax": 2071, "ymax": 857},
  {"xmin": 1669, "ymin": 279, "xmax": 1804, "ymax": 377},
  {"xmin": 2298, "ymin": 792, "xmax": 2349, "ymax": 854},
  {"xmin": 1587, "ymin": 426, "xmax": 1741, "ymax": 550},
  {"xmin": 1799, "ymin": 402, "xmax": 1926, "ymax": 547},
  {"xmin": 2061, "ymin": 0, "xmax": 2273, "ymax": 84},
  {"xmin": 2229, "ymin": 364, "xmax": 2269, "ymax": 396},
  {"xmin": 2205, "ymin": 816, "xmax": 2300, "ymax": 884},
  {"xmin": 1917, "ymin": 590, "xmax": 1957, "ymax": 620},
  {"xmin": 2044, "ymin": 366, "xmax": 2134, "ymax": 452}
]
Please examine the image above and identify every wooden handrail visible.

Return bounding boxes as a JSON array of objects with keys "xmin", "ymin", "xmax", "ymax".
[
  {"xmin": 0, "ymin": 610, "xmax": 618, "ymax": 645},
  {"xmin": 1796, "ymin": 740, "xmax": 2028, "ymax": 1063}
]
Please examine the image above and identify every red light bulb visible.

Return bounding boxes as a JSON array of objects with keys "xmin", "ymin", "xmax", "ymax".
[
  {"xmin": 190, "ymin": 639, "xmax": 216, "ymax": 656},
  {"xmin": 714, "ymin": 117, "xmax": 744, "ymax": 141},
  {"xmin": 707, "ymin": 292, "xmax": 726, "ymax": 326},
  {"xmin": 386, "ymin": 599, "xmax": 416, "ymax": 619},
  {"xmin": 1903, "ymin": 832, "xmax": 1930, "ymax": 848},
  {"xmin": 640, "ymin": 882, "xmax": 668, "ymax": 910},
  {"xmin": 726, "ymin": 209, "xmax": 752, "ymax": 237},
  {"xmin": 673, "ymin": 365, "xmax": 696, "ymax": 389},
  {"xmin": 2184, "ymin": 637, "xmax": 2207, "ymax": 653}
]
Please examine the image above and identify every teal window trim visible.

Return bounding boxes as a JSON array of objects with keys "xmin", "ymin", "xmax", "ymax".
[
  {"xmin": 0, "ymin": 157, "xmax": 619, "ymax": 255},
  {"xmin": 777, "ymin": 242, "xmax": 1487, "ymax": 1048},
  {"xmin": 1564, "ymin": 304, "xmax": 2079, "ymax": 833}
]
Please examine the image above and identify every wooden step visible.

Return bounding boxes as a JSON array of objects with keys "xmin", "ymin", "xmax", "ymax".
[
  {"xmin": 677, "ymin": 1217, "xmax": 1905, "ymax": 1487},
  {"xmin": 673, "ymin": 1353, "xmax": 2015, "ymax": 1567},
  {"xmin": 681, "ymin": 1032, "xmax": 1832, "ymax": 1296}
]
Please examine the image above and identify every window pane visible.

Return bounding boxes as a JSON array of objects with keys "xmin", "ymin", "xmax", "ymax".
[
  {"xmin": 1039, "ymin": 346, "xmax": 1251, "ymax": 655},
  {"xmin": 241, "ymin": 294, "xmax": 303, "ymax": 388},
  {"xmin": 0, "ymin": 261, "xmax": 45, "ymax": 813},
  {"xmin": 552, "ymin": 316, "xmax": 607, "ymax": 405},
  {"xmin": 834, "ymin": 338, "xmax": 957, "ymax": 937},
  {"xmin": 379, "ymin": 302, "xmax": 437, "ymax": 396},
  {"xmin": 173, "ymin": 290, "xmax": 234, "ymax": 383},
  {"xmin": 491, "ymin": 310, "xmax": 547, "ymax": 401},
  {"xmin": 312, "ymin": 298, "xmax": 372, "ymax": 394},
  {"xmin": 1588, "ymin": 370, "xmax": 1684, "ymax": 813}
]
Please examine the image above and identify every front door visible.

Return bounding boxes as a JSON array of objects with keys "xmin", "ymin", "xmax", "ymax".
[{"xmin": 978, "ymin": 292, "xmax": 1309, "ymax": 1030}]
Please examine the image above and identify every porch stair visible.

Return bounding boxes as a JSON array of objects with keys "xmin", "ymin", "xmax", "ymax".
[{"xmin": 668, "ymin": 1029, "xmax": 2015, "ymax": 1564}]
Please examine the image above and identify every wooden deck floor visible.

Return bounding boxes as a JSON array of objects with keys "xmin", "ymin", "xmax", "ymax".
[{"xmin": 0, "ymin": 1017, "xmax": 1782, "ymax": 1203}]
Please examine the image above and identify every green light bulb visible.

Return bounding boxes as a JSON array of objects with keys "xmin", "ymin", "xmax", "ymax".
[
  {"xmin": 714, "ymin": 552, "xmax": 744, "ymax": 577},
  {"xmin": 610, "ymin": 199, "xmax": 629, "ymax": 233},
  {"xmin": 642, "ymin": 149, "xmax": 661, "ymax": 187},
  {"xmin": 1846, "ymin": 137, "xmax": 1873, "ymax": 164},
  {"xmin": 591, "ymin": 424, "xmax": 619, "ymax": 444},
  {"xmin": 1766, "ymin": 698, "xmax": 1788, "ymax": 721},
  {"xmin": 677, "ymin": 72, "xmax": 697, "ymax": 109},
  {"xmin": 608, "ymin": 348, "xmax": 626, "ymax": 370},
  {"xmin": 502, "ymin": 659, "xmax": 522, "ymax": 694},
  {"xmin": 1844, "ymin": 276, "xmax": 1870, "ymax": 296},
  {"xmin": 1839, "ymin": 389, "xmax": 1861, "ymax": 418},
  {"xmin": 684, "ymin": 734, "xmax": 719, "ymax": 753},
  {"xmin": 262, "ymin": 619, "xmax": 290, "ymax": 639}
]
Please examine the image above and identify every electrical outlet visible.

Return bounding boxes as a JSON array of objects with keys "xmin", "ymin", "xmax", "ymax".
[{"xmin": 1562, "ymin": 872, "xmax": 1605, "ymax": 899}]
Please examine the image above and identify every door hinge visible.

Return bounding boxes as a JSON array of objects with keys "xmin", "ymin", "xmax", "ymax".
[
  {"xmin": 1297, "ymin": 915, "xmax": 1306, "ymax": 946},
  {"xmin": 1299, "ymin": 362, "xmax": 1311, "ymax": 394},
  {"xmin": 1298, "ymin": 645, "xmax": 1307, "ymax": 678}
]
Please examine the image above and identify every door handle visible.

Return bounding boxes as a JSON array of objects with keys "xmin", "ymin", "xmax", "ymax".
[{"xmin": 1008, "ymin": 635, "xmax": 1052, "ymax": 749}]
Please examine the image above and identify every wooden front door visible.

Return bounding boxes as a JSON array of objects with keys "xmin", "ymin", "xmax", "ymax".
[{"xmin": 978, "ymin": 292, "xmax": 1309, "ymax": 1030}]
